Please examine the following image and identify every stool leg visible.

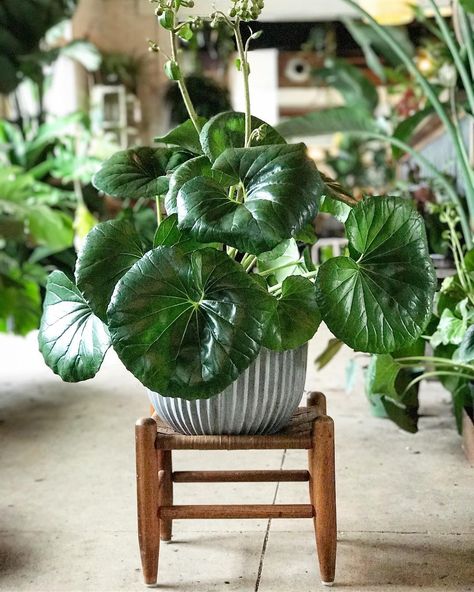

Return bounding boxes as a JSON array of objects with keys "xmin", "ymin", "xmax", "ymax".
[
  {"xmin": 157, "ymin": 448, "xmax": 173, "ymax": 541},
  {"xmin": 136, "ymin": 418, "xmax": 160, "ymax": 586},
  {"xmin": 307, "ymin": 391, "xmax": 327, "ymax": 415},
  {"xmin": 309, "ymin": 415, "xmax": 337, "ymax": 586}
]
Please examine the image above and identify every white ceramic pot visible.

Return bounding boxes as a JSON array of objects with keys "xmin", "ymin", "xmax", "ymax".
[{"xmin": 148, "ymin": 345, "xmax": 308, "ymax": 435}]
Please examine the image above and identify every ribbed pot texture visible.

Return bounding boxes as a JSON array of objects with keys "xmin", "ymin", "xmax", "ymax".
[{"xmin": 148, "ymin": 345, "xmax": 308, "ymax": 435}]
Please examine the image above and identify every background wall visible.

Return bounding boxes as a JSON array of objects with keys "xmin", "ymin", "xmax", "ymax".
[{"xmin": 73, "ymin": 0, "xmax": 172, "ymax": 141}]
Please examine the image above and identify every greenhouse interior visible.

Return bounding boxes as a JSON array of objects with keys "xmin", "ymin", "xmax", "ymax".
[{"xmin": 0, "ymin": 0, "xmax": 473, "ymax": 591}]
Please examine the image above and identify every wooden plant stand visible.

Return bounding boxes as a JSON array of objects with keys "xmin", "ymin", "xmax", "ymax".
[{"xmin": 135, "ymin": 391, "xmax": 337, "ymax": 587}]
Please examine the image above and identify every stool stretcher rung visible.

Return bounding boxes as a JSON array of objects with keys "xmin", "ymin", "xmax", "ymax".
[
  {"xmin": 172, "ymin": 470, "xmax": 310, "ymax": 483},
  {"xmin": 160, "ymin": 504, "xmax": 314, "ymax": 520}
]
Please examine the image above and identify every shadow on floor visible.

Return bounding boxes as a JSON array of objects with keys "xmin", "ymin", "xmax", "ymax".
[
  {"xmin": 0, "ymin": 531, "xmax": 36, "ymax": 578},
  {"xmin": 336, "ymin": 535, "xmax": 474, "ymax": 589}
]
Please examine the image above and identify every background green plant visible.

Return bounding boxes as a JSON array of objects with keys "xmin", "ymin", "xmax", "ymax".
[{"xmin": 279, "ymin": 0, "xmax": 474, "ymax": 433}]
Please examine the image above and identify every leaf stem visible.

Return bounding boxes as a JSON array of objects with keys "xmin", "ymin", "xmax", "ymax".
[
  {"xmin": 268, "ymin": 270, "xmax": 318, "ymax": 293},
  {"xmin": 395, "ymin": 356, "xmax": 474, "ymax": 373},
  {"xmin": 241, "ymin": 253, "xmax": 253, "ymax": 268},
  {"xmin": 233, "ymin": 18, "xmax": 252, "ymax": 146},
  {"xmin": 155, "ymin": 196, "xmax": 162, "ymax": 227},
  {"xmin": 257, "ymin": 260, "xmax": 301, "ymax": 277},
  {"xmin": 403, "ymin": 370, "xmax": 474, "ymax": 395},
  {"xmin": 244, "ymin": 255, "xmax": 257, "ymax": 272},
  {"xmin": 169, "ymin": 13, "xmax": 202, "ymax": 134},
  {"xmin": 226, "ymin": 246, "xmax": 238, "ymax": 259}
]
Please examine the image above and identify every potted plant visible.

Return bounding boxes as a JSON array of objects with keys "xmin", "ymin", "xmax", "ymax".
[
  {"xmin": 279, "ymin": 0, "xmax": 474, "ymax": 451},
  {"xmin": 37, "ymin": 0, "xmax": 436, "ymax": 435}
]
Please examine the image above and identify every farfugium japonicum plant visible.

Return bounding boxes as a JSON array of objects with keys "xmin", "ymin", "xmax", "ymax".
[{"xmin": 38, "ymin": 0, "xmax": 437, "ymax": 400}]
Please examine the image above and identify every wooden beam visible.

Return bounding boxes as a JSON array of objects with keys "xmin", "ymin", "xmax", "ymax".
[
  {"xmin": 172, "ymin": 470, "xmax": 310, "ymax": 483},
  {"xmin": 160, "ymin": 504, "xmax": 314, "ymax": 520}
]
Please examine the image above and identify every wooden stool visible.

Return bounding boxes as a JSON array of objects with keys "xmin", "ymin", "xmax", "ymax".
[{"xmin": 135, "ymin": 391, "xmax": 337, "ymax": 587}]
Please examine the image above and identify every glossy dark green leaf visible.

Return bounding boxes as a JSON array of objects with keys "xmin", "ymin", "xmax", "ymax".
[
  {"xmin": 316, "ymin": 197, "xmax": 436, "ymax": 353},
  {"xmin": 153, "ymin": 214, "xmax": 211, "ymax": 252},
  {"xmin": 107, "ymin": 246, "xmax": 276, "ymax": 399},
  {"xmin": 200, "ymin": 111, "xmax": 286, "ymax": 162},
  {"xmin": 177, "ymin": 143, "xmax": 323, "ymax": 255},
  {"xmin": 75, "ymin": 219, "xmax": 144, "ymax": 321},
  {"xmin": 92, "ymin": 147, "xmax": 191, "ymax": 199},
  {"xmin": 154, "ymin": 118, "xmax": 207, "ymax": 154},
  {"xmin": 38, "ymin": 271, "xmax": 110, "ymax": 382},
  {"xmin": 165, "ymin": 155, "xmax": 227, "ymax": 214},
  {"xmin": 263, "ymin": 276, "xmax": 321, "ymax": 351},
  {"xmin": 320, "ymin": 196, "xmax": 351, "ymax": 223}
]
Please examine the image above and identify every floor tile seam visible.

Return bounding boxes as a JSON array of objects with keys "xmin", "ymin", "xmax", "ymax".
[{"xmin": 254, "ymin": 449, "xmax": 288, "ymax": 592}]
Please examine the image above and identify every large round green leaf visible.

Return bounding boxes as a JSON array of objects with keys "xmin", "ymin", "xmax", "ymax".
[
  {"xmin": 107, "ymin": 246, "xmax": 276, "ymax": 399},
  {"xmin": 200, "ymin": 111, "xmax": 286, "ymax": 162},
  {"xmin": 177, "ymin": 143, "xmax": 323, "ymax": 255},
  {"xmin": 165, "ymin": 155, "xmax": 211, "ymax": 214},
  {"xmin": 38, "ymin": 271, "xmax": 110, "ymax": 382},
  {"xmin": 263, "ymin": 276, "xmax": 321, "ymax": 351},
  {"xmin": 92, "ymin": 147, "xmax": 191, "ymax": 199},
  {"xmin": 315, "ymin": 197, "xmax": 436, "ymax": 353},
  {"xmin": 75, "ymin": 220, "xmax": 144, "ymax": 321},
  {"xmin": 165, "ymin": 155, "xmax": 235, "ymax": 214},
  {"xmin": 153, "ymin": 214, "xmax": 215, "ymax": 252},
  {"xmin": 154, "ymin": 117, "xmax": 207, "ymax": 154}
]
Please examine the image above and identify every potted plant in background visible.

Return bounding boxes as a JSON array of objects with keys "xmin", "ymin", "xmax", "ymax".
[
  {"xmin": 37, "ymin": 0, "xmax": 436, "ymax": 436},
  {"xmin": 279, "ymin": 0, "xmax": 474, "ymax": 455}
]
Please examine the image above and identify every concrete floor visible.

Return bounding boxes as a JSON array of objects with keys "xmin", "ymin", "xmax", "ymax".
[{"xmin": 0, "ymin": 325, "xmax": 472, "ymax": 592}]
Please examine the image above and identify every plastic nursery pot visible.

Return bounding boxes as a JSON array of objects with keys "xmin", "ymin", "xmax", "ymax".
[{"xmin": 148, "ymin": 345, "xmax": 308, "ymax": 435}]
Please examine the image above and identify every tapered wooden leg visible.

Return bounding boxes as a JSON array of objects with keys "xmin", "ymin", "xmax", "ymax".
[
  {"xmin": 306, "ymin": 392, "xmax": 327, "ymax": 497},
  {"xmin": 157, "ymin": 446, "xmax": 173, "ymax": 541},
  {"xmin": 136, "ymin": 418, "xmax": 160, "ymax": 586},
  {"xmin": 310, "ymin": 415, "xmax": 337, "ymax": 586}
]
